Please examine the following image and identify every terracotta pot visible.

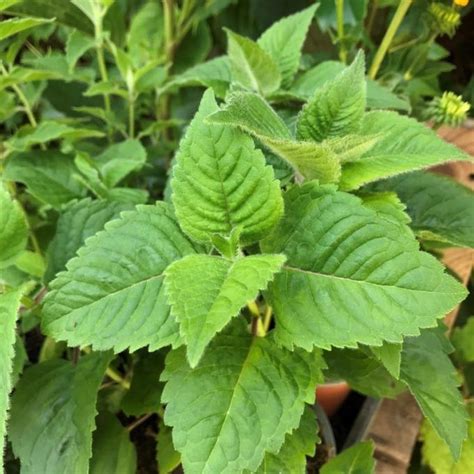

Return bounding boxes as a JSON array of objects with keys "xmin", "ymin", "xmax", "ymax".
[{"xmin": 316, "ymin": 381, "xmax": 351, "ymax": 417}]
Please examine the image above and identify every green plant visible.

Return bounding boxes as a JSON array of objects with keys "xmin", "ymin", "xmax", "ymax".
[{"xmin": 1, "ymin": 2, "xmax": 474, "ymax": 473}]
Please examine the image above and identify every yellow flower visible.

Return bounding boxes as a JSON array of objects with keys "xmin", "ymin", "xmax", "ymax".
[{"xmin": 454, "ymin": 0, "xmax": 469, "ymax": 7}]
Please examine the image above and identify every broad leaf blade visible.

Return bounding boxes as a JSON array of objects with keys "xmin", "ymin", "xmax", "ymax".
[
  {"xmin": 0, "ymin": 288, "xmax": 22, "ymax": 469},
  {"xmin": 400, "ymin": 328, "xmax": 468, "ymax": 459},
  {"xmin": 262, "ymin": 182, "xmax": 467, "ymax": 350},
  {"xmin": 370, "ymin": 342, "xmax": 402, "ymax": 379},
  {"xmin": 162, "ymin": 320, "xmax": 324, "ymax": 473},
  {"xmin": 226, "ymin": 29, "xmax": 281, "ymax": 96},
  {"xmin": 340, "ymin": 111, "xmax": 471, "ymax": 190},
  {"xmin": 207, "ymin": 92, "xmax": 341, "ymax": 183},
  {"xmin": 164, "ymin": 253, "xmax": 286, "ymax": 367},
  {"xmin": 0, "ymin": 16, "xmax": 52, "ymax": 41},
  {"xmin": 157, "ymin": 421, "xmax": 181, "ymax": 474},
  {"xmin": 257, "ymin": 5, "xmax": 318, "ymax": 87},
  {"xmin": 452, "ymin": 318, "xmax": 474, "ymax": 364},
  {"xmin": 171, "ymin": 89, "xmax": 283, "ymax": 246},
  {"xmin": 42, "ymin": 203, "xmax": 201, "ymax": 352},
  {"xmin": 368, "ymin": 171, "xmax": 474, "ymax": 248},
  {"xmin": 296, "ymin": 52, "xmax": 366, "ymax": 142},
  {"xmin": 0, "ymin": 184, "xmax": 28, "ymax": 268},
  {"xmin": 8, "ymin": 352, "xmax": 110, "ymax": 474},
  {"xmin": 320, "ymin": 441, "xmax": 375, "ymax": 473}
]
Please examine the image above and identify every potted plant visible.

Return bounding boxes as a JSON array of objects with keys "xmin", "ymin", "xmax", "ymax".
[{"xmin": 1, "ymin": 1, "xmax": 473, "ymax": 473}]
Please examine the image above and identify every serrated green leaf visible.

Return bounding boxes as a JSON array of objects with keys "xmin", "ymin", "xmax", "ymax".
[
  {"xmin": 0, "ymin": 66, "xmax": 61, "ymax": 92},
  {"xmin": 45, "ymin": 198, "xmax": 133, "ymax": 283},
  {"xmin": 400, "ymin": 329, "xmax": 468, "ymax": 459},
  {"xmin": 172, "ymin": 89, "xmax": 283, "ymax": 246},
  {"xmin": 257, "ymin": 5, "xmax": 318, "ymax": 88},
  {"xmin": 161, "ymin": 320, "xmax": 324, "ymax": 473},
  {"xmin": 320, "ymin": 441, "xmax": 375, "ymax": 474},
  {"xmin": 225, "ymin": 29, "xmax": 281, "ymax": 96},
  {"xmin": 452, "ymin": 318, "xmax": 474, "ymax": 364},
  {"xmin": 261, "ymin": 182, "xmax": 467, "ymax": 350},
  {"xmin": 207, "ymin": 91, "xmax": 341, "ymax": 183},
  {"xmin": 0, "ymin": 183, "xmax": 28, "ymax": 268},
  {"xmin": 42, "ymin": 203, "xmax": 201, "ymax": 352},
  {"xmin": 368, "ymin": 171, "xmax": 474, "ymax": 248},
  {"xmin": 296, "ymin": 52, "xmax": 366, "ymax": 142},
  {"xmin": 0, "ymin": 16, "xmax": 52, "ymax": 41},
  {"xmin": 421, "ymin": 409, "xmax": 474, "ymax": 474},
  {"xmin": 65, "ymin": 29, "xmax": 95, "ymax": 70},
  {"xmin": 90, "ymin": 412, "xmax": 137, "ymax": 474},
  {"xmin": 370, "ymin": 342, "xmax": 402, "ymax": 379},
  {"xmin": 254, "ymin": 405, "xmax": 319, "ymax": 474},
  {"xmin": 0, "ymin": 287, "xmax": 22, "ymax": 470},
  {"xmin": 3, "ymin": 151, "xmax": 86, "ymax": 208},
  {"xmin": 340, "ymin": 111, "xmax": 471, "ymax": 190},
  {"xmin": 164, "ymin": 253, "xmax": 286, "ymax": 367},
  {"xmin": 121, "ymin": 350, "xmax": 165, "ymax": 417},
  {"xmin": 8, "ymin": 352, "xmax": 110, "ymax": 474},
  {"xmin": 157, "ymin": 421, "xmax": 181, "ymax": 474}
]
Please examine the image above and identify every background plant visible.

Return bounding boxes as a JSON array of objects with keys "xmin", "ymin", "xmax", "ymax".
[{"xmin": 1, "ymin": 1, "xmax": 473, "ymax": 473}]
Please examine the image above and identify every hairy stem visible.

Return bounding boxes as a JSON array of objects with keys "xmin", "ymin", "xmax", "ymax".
[{"xmin": 368, "ymin": 0, "xmax": 413, "ymax": 79}]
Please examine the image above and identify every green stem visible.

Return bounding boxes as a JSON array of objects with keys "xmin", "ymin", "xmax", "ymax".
[
  {"xmin": 366, "ymin": 0, "xmax": 378, "ymax": 37},
  {"xmin": 163, "ymin": 0, "xmax": 175, "ymax": 64},
  {"xmin": 106, "ymin": 367, "xmax": 131, "ymax": 389},
  {"xmin": 128, "ymin": 92, "xmax": 135, "ymax": 138},
  {"xmin": 335, "ymin": 0, "xmax": 347, "ymax": 63},
  {"xmin": 368, "ymin": 0, "xmax": 413, "ymax": 79}
]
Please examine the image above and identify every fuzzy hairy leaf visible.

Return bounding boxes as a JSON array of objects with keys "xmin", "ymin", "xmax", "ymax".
[
  {"xmin": 257, "ymin": 5, "xmax": 317, "ymax": 87},
  {"xmin": 161, "ymin": 320, "xmax": 324, "ymax": 473},
  {"xmin": 368, "ymin": 171, "xmax": 474, "ymax": 248},
  {"xmin": 0, "ymin": 288, "xmax": 22, "ymax": 469},
  {"xmin": 254, "ymin": 405, "xmax": 318, "ymax": 474},
  {"xmin": 226, "ymin": 29, "xmax": 281, "ymax": 96},
  {"xmin": 0, "ymin": 184, "xmax": 28, "ymax": 268},
  {"xmin": 296, "ymin": 52, "xmax": 366, "ymax": 142},
  {"xmin": 340, "ymin": 112, "xmax": 471, "ymax": 190},
  {"xmin": 421, "ymin": 408, "xmax": 474, "ymax": 474},
  {"xmin": 207, "ymin": 92, "xmax": 341, "ymax": 183},
  {"xmin": 172, "ymin": 89, "xmax": 283, "ymax": 245},
  {"xmin": 8, "ymin": 353, "xmax": 110, "ymax": 474},
  {"xmin": 261, "ymin": 182, "xmax": 467, "ymax": 350},
  {"xmin": 400, "ymin": 329, "xmax": 468, "ymax": 459},
  {"xmin": 164, "ymin": 253, "xmax": 286, "ymax": 367},
  {"xmin": 90, "ymin": 412, "xmax": 137, "ymax": 474},
  {"xmin": 42, "ymin": 203, "xmax": 201, "ymax": 352},
  {"xmin": 3, "ymin": 151, "xmax": 86, "ymax": 208},
  {"xmin": 45, "ymin": 198, "xmax": 133, "ymax": 283},
  {"xmin": 320, "ymin": 441, "xmax": 375, "ymax": 474}
]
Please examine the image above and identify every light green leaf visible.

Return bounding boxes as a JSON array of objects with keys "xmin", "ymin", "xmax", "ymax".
[
  {"xmin": 164, "ymin": 253, "xmax": 286, "ymax": 367},
  {"xmin": 42, "ymin": 203, "xmax": 201, "ymax": 352},
  {"xmin": 45, "ymin": 198, "xmax": 133, "ymax": 283},
  {"xmin": 92, "ymin": 139, "xmax": 147, "ymax": 188},
  {"xmin": 324, "ymin": 134, "xmax": 381, "ymax": 164},
  {"xmin": 297, "ymin": 52, "xmax": 366, "ymax": 142},
  {"xmin": 366, "ymin": 79, "xmax": 411, "ymax": 111},
  {"xmin": 66, "ymin": 29, "xmax": 95, "ymax": 70},
  {"xmin": 172, "ymin": 89, "xmax": 283, "ymax": 245},
  {"xmin": 163, "ymin": 56, "xmax": 231, "ymax": 98},
  {"xmin": 8, "ymin": 352, "xmax": 110, "ymax": 474},
  {"xmin": 368, "ymin": 171, "xmax": 474, "ymax": 248},
  {"xmin": 0, "ymin": 287, "xmax": 23, "ymax": 470},
  {"xmin": 0, "ymin": 183, "xmax": 28, "ymax": 268},
  {"xmin": 255, "ymin": 405, "xmax": 318, "ymax": 474},
  {"xmin": 340, "ymin": 111, "xmax": 471, "ymax": 190},
  {"xmin": 14, "ymin": 250, "xmax": 45, "ymax": 278},
  {"xmin": 157, "ymin": 421, "xmax": 181, "ymax": 474},
  {"xmin": 207, "ymin": 91, "xmax": 341, "ymax": 183},
  {"xmin": 370, "ymin": 342, "xmax": 402, "ymax": 379},
  {"xmin": 257, "ymin": 5, "xmax": 318, "ymax": 87},
  {"xmin": 0, "ymin": 66, "xmax": 61, "ymax": 92},
  {"xmin": 320, "ymin": 441, "xmax": 375, "ymax": 474},
  {"xmin": 90, "ymin": 412, "xmax": 137, "ymax": 474},
  {"xmin": 161, "ymin": 320, "xmax": 324, "ymax": 473},
  {"xmin": 421, "ymin": 408, "xmax": 474, "ymax": 474},
  {"xmin": 0, "ymin": 16, "xmax": 52, "ymax": 41},
  {"xmin": 261, "ymin": 182, "xmax": 467, "ymax": 350},
  {"xmin": 121, "ymin": 350, "xmax": 165, "ymax": 417},
  {"xmin": 6, "ymin": 121, "xmax": 104, "ymax": 151},
  {"xmin": 400, "ymin": 329, "xmax": 468, "ymax": 459},
  {"xmin": 3, "ymin": 151, "xmax": 86, "ymax": 208},
  {"xmin": 225, "ymin": 29, "xmax": 281, "ymax": 96},
  {"xmin": 452, "ymin": 318, "xmax": 474, "ymax": 364}
]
